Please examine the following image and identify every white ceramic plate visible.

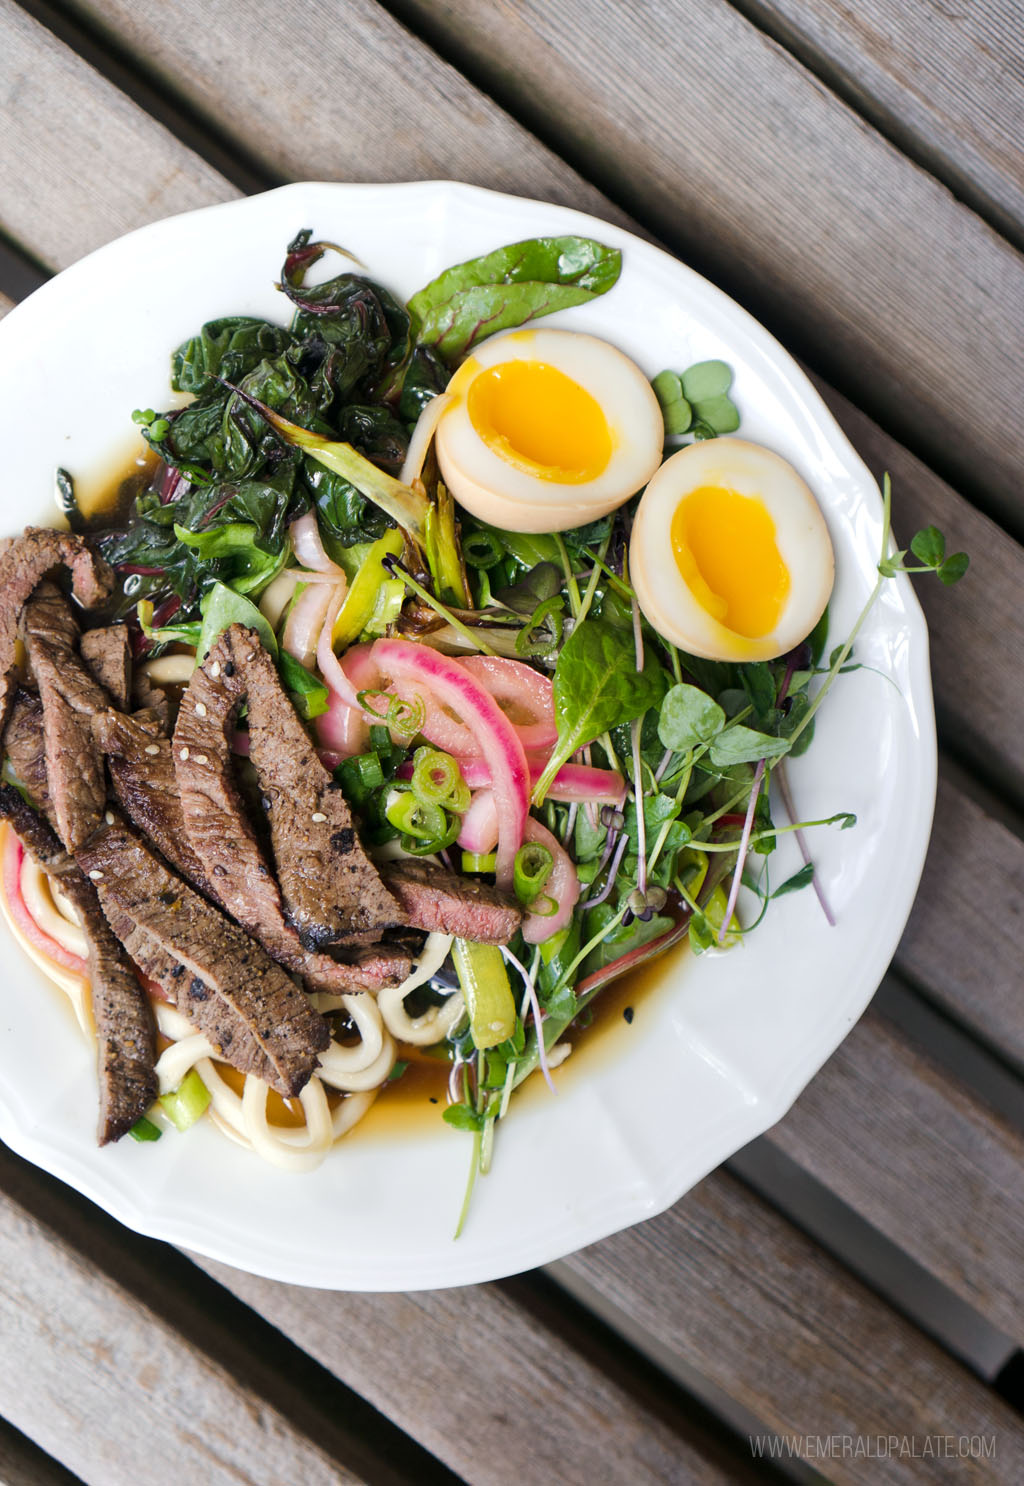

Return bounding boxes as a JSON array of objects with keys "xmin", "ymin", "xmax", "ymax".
[{"xmin": 0, "ymin": 182, "xmax": 934, "ymax": 1289}]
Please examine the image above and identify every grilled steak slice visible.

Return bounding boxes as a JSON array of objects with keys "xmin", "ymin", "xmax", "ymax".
[
  {"xmin": 77, "ymin": 817, "xmax": 330, "ymax": 1099},
  {"xmin": 80, "ymin": 625, "xmax": 132, "ymax": 710},
  {"xmin": 382, "ymin": 859, "xmax": 523, "ymax": 944},
  {"xmin": 2, "ymin": 687, "xmax": 52, "ymax": 822},
  {"xmin": 0, "ymin": 528, "xmax": 114, "ymax": 737},
  {"xmin": 0, "ymin": 785, "xmax": 156, "ymax": 1144},
  {"xmin": 175, "ymin": 625, "xmax": 402, "ymax": 948},
  {"xmin": 100, "ymin": 896, "xmax": 282, "ymax": 1087},
  {"xmin": 24, "ymin": 585, "xmax": 111, "ymax": 852},
  {"xmin": 94, "ymin": 710, "xmax": 216, "ymax": 899}
]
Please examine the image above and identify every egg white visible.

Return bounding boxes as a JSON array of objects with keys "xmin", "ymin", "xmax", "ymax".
[
  {"xmin": 435, "ymin": 328, "xmax": 664, "ymax": 533},
  {"xmin": 630, "ymin": 438, "xmax": 835, "ymax": 662}
]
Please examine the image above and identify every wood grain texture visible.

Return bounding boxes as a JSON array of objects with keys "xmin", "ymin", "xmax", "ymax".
[
  {"xmin": 57, "ymin": 0, "xmax": 624, "ymax": 227},
  {"xmin": 186, "ymin": 1257, "xmax": 735, "ymax": 1485},
  {"xmin": 741, "ymin": 0, "xmax": 1024, "ymax": 246},
  {"xmin": 765, "ymin": 1004, "xmax": 1024, "ymax": 1338},
  {"xmin": 555, "ymin": 1171, "xmax": 1024, "ymax": 1484},
  {"xmin": 897, "ymin": 766, "xmax": 1024, "ymax": 1069},
  {"xmin": 0, "ymin": 0, "xmax": 233, "ymax": 269},
  {"xmin": 811, "ymin": 371, "xmax": 1024, "ymax": 803},
  {"xmin": 0, "ymin": 1188, "xmax": 364, "ymax": 1486},
  {"xmin": 389, "ymin": 0, "xmax": 1024, "ymax": 537}
]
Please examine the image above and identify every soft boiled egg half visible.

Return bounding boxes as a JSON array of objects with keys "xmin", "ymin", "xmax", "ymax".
[
  {"xmin": 630, "ymin": 438, "xmax": 834, "ymax": 662},
  {"xmin": 433, "ymin": 328, "xmax": 664, "ymax": 533}
]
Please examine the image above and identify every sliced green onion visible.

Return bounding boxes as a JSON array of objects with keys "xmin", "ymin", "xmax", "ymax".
[
  {"xmin": 129, "ymin": 1115, "xmax": 162, "ymax": 1143},
  {"xmin": 514, "ymin": 594, "xmax": 564, "ymax": 658},
  {"xmin": 159, "ymin": 1068, "xmax": 211, "ymax": 1132},
  {"xmin": 384, "ymin": 790, "xmax": 460, "ymax": 854},
  {"xmin": 462, "ymin": 851, "xmax": 497, "ymax": 873},
  {"xmin": 411, "ymin": 748, "xmax": 471, "ymax": 812},
  {"xmin": 357, "ymin": 688, "xmax": 425, "ymax": 738},
  {"xmin": 462, "ymin": 529, "xmax": 505, "ymax": 569},
  {"xmin": 452, "ymin": 939, "xmax": 517, "ymax": 1050},
  {"xmin": 513, "ymin": 842, "xmax": 554, "ymax": 905}
]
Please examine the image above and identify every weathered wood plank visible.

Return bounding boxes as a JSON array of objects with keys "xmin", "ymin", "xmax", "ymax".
[
  {"xmin": 188, "ymin": 1256, "xmax": 735, "ymax": 1485},
  {"xmin": 0, "ymin": 0, "xmax": 233, "ymax": 270},
  {"xmin": 0, "ymin": 1188, "xmax": 365, "ymax": 1485},
  {"xmin": 897, "ymin": 766, "xmax": 1024, "ymax": 1070},
  {"xmin": 765, "ymin": 1003, "xmax": 1024, "ymax": 1339},
  {"xmin": 0, "ymin": 1418, "xmax": 82, "ymax": 1486},
  {"xmin": 811, "ymin": 372, "xmax": 1024, "ymax": 802},
  {"xmin": 742, "ymin": 0, "xmax": 1024, "ymax": 247},
  {"xmin": 385, "ymin": 0, "xmax": 1024, "ymax": 537},
  {"xmin": 553, "ymin": 1170, "xmax": 1024, "ymax": 1484}
]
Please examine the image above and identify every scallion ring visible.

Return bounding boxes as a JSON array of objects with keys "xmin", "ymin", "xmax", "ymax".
[{"xmin": 513, "ymin": 842, "xmax": 554, "ymax": 905}]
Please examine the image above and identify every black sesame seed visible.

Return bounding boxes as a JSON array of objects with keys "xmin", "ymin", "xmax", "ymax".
[
  {"xmin": 223, "ymin": 660, "xmax": 236, "ymax": 677},
  {"xmin": 623, "ymin": 1006, "xmax": 634, "ymax": 1025}
]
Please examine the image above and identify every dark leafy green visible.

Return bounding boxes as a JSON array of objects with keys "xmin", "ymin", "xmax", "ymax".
[{"xmin": 407, "ymin": 236, "xmax": 622, "ymax": 361}]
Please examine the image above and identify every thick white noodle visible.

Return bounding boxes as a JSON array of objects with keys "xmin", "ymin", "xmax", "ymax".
[
  {"xmin": 19, "ymin": 857, "xmax": 89, "ymax": 959},
  {"xmin": 242, "ymin": 1073, "xmax": 335, "ymax": 1171},
  {"xmin": 140, "ymin": 653, "xmax": 196, "ymax": 685},
  {"xmin": 317, "ymin": 1023, "xmax": 397, "ymax": 1092},
  {"xmin": 315, "ymin": 992, "xmax": 384, "ymax": 1073},
  {"xmin": 377, "ymin": 931, "xmax": 466, "ymax": 1045}
]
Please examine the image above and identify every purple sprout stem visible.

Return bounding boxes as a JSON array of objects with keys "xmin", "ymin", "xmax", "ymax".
[
  {"xmin": 582, "ymin": 832, "xmax": 629, "ymax": 909},
  {"xmin": 775, "ymin": 761, "xmax": 836, "ymax": 927},
  {"xmin": 500, "ymin": 946, "xmax": 557, "ymax": 1096},
  {"xmin": 718, "ymin": 758, "xmax": 766, "ymax": 945}
]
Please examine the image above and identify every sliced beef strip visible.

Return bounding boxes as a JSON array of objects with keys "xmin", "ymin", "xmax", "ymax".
[
  {"xmin": 76, "ymin": 817, "xmax": 330, "ymax": 1099},
  {"xmin": 382, "ymin": 859, "xmax": 523, "ymax": 944},
  {"xmin": 24, "ymin": 585, "xmax": 111, "ymax": 852},
  {"xmin": 0, "ymin": 785, "xmax": 157, "ymax": 1144},
  {"xmin": 0, "ymin": 528, "xmax": 114, "ymax": 737},
  {"xmin": 100, "ymin": 895, "xmax": 281, "ymax": 1087},
  {"xmin": 80, "ymin": 626, "xmax": 132, "ymax": 710},
  {"xmin": 171, "ymin": 633, "xmax": 408, "ymax": 990},
  {"xmin": 175, "ymin": 625, "xmax": 403, "ymax": 949},
  {"xmin": 2, "ymin": 687, "xmax": 53, "ymax": 823},
  {"xmin": 94, "ymin": 710, "xmax": 216, "ymax": 899}
]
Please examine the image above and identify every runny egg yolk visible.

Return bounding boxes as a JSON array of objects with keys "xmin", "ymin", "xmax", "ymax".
[
  {"xmin": 466, "ymin": 359, "xmax": 613, "ymax": 485},
  {"xmin": 670, "ymin": 484, "xmax": 791, "ymax": 639}
]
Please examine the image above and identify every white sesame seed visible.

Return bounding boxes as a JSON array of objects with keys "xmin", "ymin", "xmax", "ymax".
[
  {"xmin": 311, "ymin": 811, "xmax": 327, "ymax": 823},
  {"xmin": 144, "ymin": 744, "xmax": 160, "ymax": 756},
  {"xmin": 179, "ymin": 747, "xmax": 190, "ymax": 761},
  {"xmin": 104, "ymin": 811, "xmax": 115, "ymax": 826},
  {"xmin": 210, "ymin": 661, "xmax": 221, "ymax": 677},
  {"xmin": 195, "ymin": 701, "xmax": 207, "ymax": 717},
  {"xmin": 194, "ymin": 754, "xmax": 208, "ymax": 765},
  {"xmin": 88, "ymin": 869, "xmax": 104, "ymax": 880}
]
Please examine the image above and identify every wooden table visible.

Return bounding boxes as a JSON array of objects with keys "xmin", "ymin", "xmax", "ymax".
[{"xmin": 1, "ymin": 2, "xmax": 1022, "ymax": 1480}]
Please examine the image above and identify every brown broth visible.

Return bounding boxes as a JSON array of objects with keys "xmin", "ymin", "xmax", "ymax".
[{"xmin": 73, "ymin": 439, "xmax": 155, "ymax": 527}]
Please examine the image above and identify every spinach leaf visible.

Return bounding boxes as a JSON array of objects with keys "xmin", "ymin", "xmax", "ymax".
[
  {"xmin": 408, "ymin": 236, "xmax": 622, "ymax": 361},
  {"xmin": 172, "ymin": 317, "xmax": 290, "ymax": 396},
  {"xmin": 533, "ymin": 619, "xmax": 667, "ymax": 804},
  {"xmin": 197, "ymin": 582, "xmax": 278, "ymax": 660}
]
